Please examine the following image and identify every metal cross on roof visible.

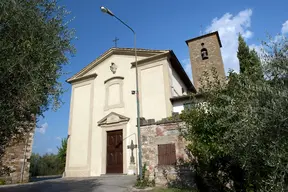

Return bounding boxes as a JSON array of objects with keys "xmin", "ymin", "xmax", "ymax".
[{"xmin": 113, "ymin": 37, "xmax": 119, "ymax": 47}]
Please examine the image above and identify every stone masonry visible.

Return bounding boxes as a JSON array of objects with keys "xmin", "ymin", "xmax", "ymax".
[
  {"xmin": 186, "ymin": 31, "xmax": 226, "ymax": 91},
  {"xmin": 140, "ymin": 117, "xmax": 195, "ymax": 187},
  {"xmin": 0, "ymin": 123, "xmax": 35, "ymax": 184}
]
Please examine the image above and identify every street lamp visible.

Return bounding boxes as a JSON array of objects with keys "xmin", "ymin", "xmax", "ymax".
[{"xmin": 100, "ymin": 6, "xmax": 143, "ymax": 178}]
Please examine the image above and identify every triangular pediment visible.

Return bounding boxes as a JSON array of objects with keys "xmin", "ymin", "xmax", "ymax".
[
  {"xmin": 66, "ymin": 47, "xmax": 169, "ymax": 83},
  {"xmin": 98, "ymin": 112, "xmax": 130, "ymax": 126}
]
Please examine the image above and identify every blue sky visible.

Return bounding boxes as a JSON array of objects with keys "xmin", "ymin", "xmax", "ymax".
[{"xmin": 32, "ymin": 0, "xmax": 288, "ymax": 155}]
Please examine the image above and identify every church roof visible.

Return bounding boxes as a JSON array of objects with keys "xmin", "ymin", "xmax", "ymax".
[
  {"xmin": 170, "ymin": 93, "xmax": 203, "ymax": 102},
  {"xmin": 66, "ymin": 47, "xmax": 196, "ymax": 92},
  {"xmin": 130, "ymin": 50, "xmax": 196, "ymax": 93},
  {"xmin": 67, "ymin": 47, "xmax": 169, "ymax": 83},
  {"xmin": 170, "ymin": 51, "xmax": 196, "ymax": 92},
  {"xmin": 185, "ymin": 31, "xmax": 222, "ymax": 47}
]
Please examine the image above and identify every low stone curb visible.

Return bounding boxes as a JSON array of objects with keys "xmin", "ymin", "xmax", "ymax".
[
  {"xmin": 128, "ymin": 187, "xmax": 154, "ymax": 192},
  {"xmin": 33, "ymin": 175, "xmax": 62, "ymax": 178},
  {"xmin": 0, "ymin": 182, "xmax": 36, "ymax": 188},
  {"xmin": 0, "ymin": 177, "xmax": 63, "ymax": 188}
]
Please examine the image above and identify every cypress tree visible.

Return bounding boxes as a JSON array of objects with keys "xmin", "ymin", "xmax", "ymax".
[
  {"xmin": 250, "ymin": 49, "xmax": 263, "ymax": 79},
  {"xmin": 237, "ymin": 34, "xmax": 251, "ymax": 74},
  {"xmin": 237, "ymin": 34, "xmax": 262, "ymax": 79}
]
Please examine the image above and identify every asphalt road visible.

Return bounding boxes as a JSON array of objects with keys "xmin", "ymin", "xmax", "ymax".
[{"xmin": 0, "ymin": 175, "xmax": 136, "ymax": 192}]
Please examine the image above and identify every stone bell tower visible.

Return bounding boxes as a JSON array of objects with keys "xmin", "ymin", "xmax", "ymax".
[{"xmin": 186, "ymin": 31, "xmax": 225, "ymax": 91}]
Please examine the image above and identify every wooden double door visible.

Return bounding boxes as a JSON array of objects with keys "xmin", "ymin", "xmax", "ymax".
[{"xmin": 106, "ymin": 130, "xmax": 123, "ymax": 173}]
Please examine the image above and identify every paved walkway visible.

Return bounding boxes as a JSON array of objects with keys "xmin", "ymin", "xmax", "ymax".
[{"xmin": 0, "ymin": 175, "xmax": 136, "ymax": 192}]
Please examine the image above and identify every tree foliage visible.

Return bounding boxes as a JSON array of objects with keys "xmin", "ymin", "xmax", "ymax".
[
  {"xmin": 57, "ymin": 137, "xmax": 67, "ymax": 172},
  {"xmin": 30, "ymin": 137, "xmax": 68, "ymax": 177},
  {"xmin": 0, "ymin": 0, "xmax": 74, "ymax": 175},
  {"xmin": 181, "ymin": 35, "xmax": 288, "ymax": 191},
  {"xmin": 237, "ymin": 34, "xmax": 262, "ymax": 79},
  {"xmin": 237, "ymin": 34, "xmax": 251, "ymax": 74},
  {"xmin": 30, "ymin": 153, "xmax": 62, "ymax": 177}
]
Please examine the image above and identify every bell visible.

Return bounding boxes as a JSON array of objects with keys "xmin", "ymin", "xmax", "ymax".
[{"xmin": 201, "ymin": 49, "xmax": 208, "ymax": 59}]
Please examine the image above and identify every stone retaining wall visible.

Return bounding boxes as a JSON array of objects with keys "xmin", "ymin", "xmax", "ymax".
[
  {"xmin": 0, "ymin": 123, "xmax": 35, "ymax": 184},
  {"xmin": 140, "ymin": 118, "xmax": 195, "ymax": 187}
]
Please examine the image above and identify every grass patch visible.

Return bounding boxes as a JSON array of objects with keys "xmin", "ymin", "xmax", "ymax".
[{"xmin": 134, "ymin": 178, "xmax": 155, "ymax": 189}]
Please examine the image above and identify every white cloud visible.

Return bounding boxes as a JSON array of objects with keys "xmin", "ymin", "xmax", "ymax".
[
  {"xmin": 250, "ymin": 20, "xmax": 288, "ymax": 60},
  {"xmin": 47, "ymin": 148, "xmax": 53, "ymax": 153},
  {"xmin": 249, "ymin": 44, "xmax": 263, "ymax": 56},
  {"xmin": 182, "ymin": 58, "xmax": 193, "ymax": 81},
  {"xmin": 281, "ymin": 20, "xmax": 288, "ymax": 34},
  {"xmin": 36, "ymin": 122, "xmax": 48, "ymax": 134},
  {"xmin": 205, "ymin": 9, "xmax": 253, "ymax": 73},
  {"xmin": 56, "ymin": 136, "xmax": 62, "ymax": 141},
  {"xmin": 249, "ymin": 44, "xmax": 267, "ymax": 63},
  {"xmin": 182, "ymin": 11, "xmax": 286, "ymax": 84}
]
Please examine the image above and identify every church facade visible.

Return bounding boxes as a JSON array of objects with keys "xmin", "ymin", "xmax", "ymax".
[{"xmin": 64, "ymin": 31, "xmax": 225, "ymax": 177}]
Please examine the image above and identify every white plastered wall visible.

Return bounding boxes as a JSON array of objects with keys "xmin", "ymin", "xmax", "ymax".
[
  {"xmin": 65, "ymin": 78, "xmax": 94, "ymax": 177},
  {"xmin": 65, "ymin": 53, "xmax": 184, "ymax": 177},
  {"xmin": 168, "ymin": 62, "xmax": 188, "ymax": 97},
  {"xmin": 172, "ymin": 100, "xmax": 185, "ymax": 114}
]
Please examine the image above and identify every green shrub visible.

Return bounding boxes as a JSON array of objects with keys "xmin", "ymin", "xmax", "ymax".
[
  {"xmin": 135, "ymin": 164, "xmax": 155, "ymax": 189},
  {"xmin": 0, "ymin": 179, "xmax": 6, "ymax": 185},
  {"xmin": 181, "ymin": 35, "xmax": 288, "ymax": 191}
]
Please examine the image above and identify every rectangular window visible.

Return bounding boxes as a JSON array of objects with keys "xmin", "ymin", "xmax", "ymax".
[
  {"xmin": 158, "ymin": 143, "xmax": 176, "ymax": 165},
  {"xmin": 183, "ymin": 102, "xmax": 195, "ymax": 110}
]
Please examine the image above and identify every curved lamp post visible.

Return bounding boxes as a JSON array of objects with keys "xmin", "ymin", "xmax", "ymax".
[{"xmin": 100, "ymin": 6, "xmax": 142, "ymax": 178}]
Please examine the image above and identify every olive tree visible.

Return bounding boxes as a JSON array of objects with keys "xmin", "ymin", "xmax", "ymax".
[{"xmin": 0, "ymin": 0, "xmax": 75, "ymax": 175}]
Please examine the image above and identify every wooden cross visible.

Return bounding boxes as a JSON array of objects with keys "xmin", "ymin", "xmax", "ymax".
[
  {"xmin": 127, "ymin": 140, "xmax": 137, "ymax": 164},
  {"xmin": 113, "ymin": 37, "xmax": 119, "ymax": 47}
]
